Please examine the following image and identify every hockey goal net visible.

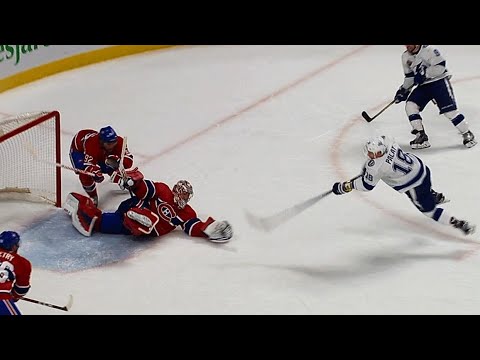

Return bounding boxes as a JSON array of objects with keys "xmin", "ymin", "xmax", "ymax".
[{"xmin": 0, "ymin": 111, "xmax": 61, "ymax": 207}]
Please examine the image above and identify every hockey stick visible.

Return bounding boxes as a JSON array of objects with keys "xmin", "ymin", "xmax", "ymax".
[
  {"xmin": 245, "ymin": 174, "xmax": 363, "ymax": 233},
  {"xmin": 362, "ymin": 85, "xmax": 415, "ymax": 123},
  {"xmin": 21, "ymin": 294, "xmax": 73, "ymax": 312},
  {"xmin": 118, "ymin": 136, "xmax": 128, "ymax": 177},
  {"xmin": 117, "ymin": 136, "xmax": 134, "ymax": 198},
  {"xmin": 361, "ymin": 99, "xmax": 396, "ymax": 123},
  {"xmin": 245, "ymin": 189, "xmax": 333, "ymax": 232},
  {"xmin": 23, "ymin": 139, "xmax": 96, "ymax": 176},
  {"xmin": 44, "ymin": 160, "xmax": 96, "ymax": 177}
]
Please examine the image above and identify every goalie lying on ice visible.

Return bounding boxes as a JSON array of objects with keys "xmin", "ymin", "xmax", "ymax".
[{"xmin": 63, "ymin": 170, "xmax": 233, "ymax": 243}]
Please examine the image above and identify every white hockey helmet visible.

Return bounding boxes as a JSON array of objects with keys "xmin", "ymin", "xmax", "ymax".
[{"xmin": 363, "ymin": 135, "xmax": 388, "ymax": 159}]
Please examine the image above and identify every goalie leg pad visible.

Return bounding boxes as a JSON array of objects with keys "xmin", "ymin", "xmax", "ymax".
[
  {"xmin": 123, "ymin": 207, "xmax": 160, "ymax": 236},
  {"xmin": 64, "ymin": 192, "xmax": 93, "ymax": 215},
  {"xmin": 65, "ymin": 193, "xmax": 102, "ymax": 237}
]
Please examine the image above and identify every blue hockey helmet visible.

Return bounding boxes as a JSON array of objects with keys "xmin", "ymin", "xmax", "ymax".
[
  {"xmin": 99, "ymin": 126, "xmax": 118, "ymax": 143},
  {"xmin": 0, "ymin": 231, "xmax": 21, "ymax": 251}
]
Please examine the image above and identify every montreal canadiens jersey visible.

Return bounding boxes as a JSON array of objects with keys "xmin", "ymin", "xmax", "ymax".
[
  {"xmin": 352, "ymin": 141, "xmax": 428, "ymax": 194},
  {"xmin": 70, "ymin": 129, "xmax": 134, "ymax": 169},
  {"xmin": 401, "ymin": 45, "xmax": 451, "ymax": 88},
  {"xmin": 0, "ymin": 250, "xmax": 31, "ymax": 300},
  {"xmin": 129, "ymin": 179, "xmax": 213, "ymax": 238}
]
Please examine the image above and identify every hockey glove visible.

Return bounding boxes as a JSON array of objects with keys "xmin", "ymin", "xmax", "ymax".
[
  {"xmin": 332, "ymin": 180, "xmax": 353, "ymax": 195},
  {"xmin": 394, "ymin": 87, "xmax": 410, "ymax": 103},
  {"xmin": 85, "ymin": 164, "xmax": 105, "ymax": 183},
  {"xmin": 105, "ymin": 155, "xmax": 120, "ymax": 170},
  {"xmin": 414, "ymin": 65, "xmax": 427, "ymax": 85}
]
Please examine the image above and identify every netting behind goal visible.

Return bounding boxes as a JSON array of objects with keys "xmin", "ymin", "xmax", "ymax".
[{"xmin": 0, "ymin": 111, "xmax": 61, "ymax": 207}]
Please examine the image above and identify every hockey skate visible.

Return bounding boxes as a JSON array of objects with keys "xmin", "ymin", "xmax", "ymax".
[
  {"xmin": 410, "ymin": 130, "xmax": 431, "ymax": 149},
  {"xmin": 462, "ymin": 131, "xmax": 477, "ymax": 148},
  {"xmin": 450, "ymin": 217, "xmax": 476, "ymax": 235},
  {"xmin": 431, "ymin": 190, "xmax": 449, "ymax": 205}
]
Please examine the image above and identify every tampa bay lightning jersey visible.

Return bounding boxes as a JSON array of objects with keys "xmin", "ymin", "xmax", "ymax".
[
  {"xmin": 401, "ymin": 45, "xmax": 451, "ymax": 89},
  {"xmin": 352, "ymin": 141, "xmax": 428, "ymax": 193}
]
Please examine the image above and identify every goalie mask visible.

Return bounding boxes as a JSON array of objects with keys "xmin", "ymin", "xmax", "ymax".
[
  {"xmin": 172, "ymin": 180, "xmax": 194, "ymax": 209},
  {"xmin": 363, "ymin": 135, "xmax": 388, "ymax": 159}
]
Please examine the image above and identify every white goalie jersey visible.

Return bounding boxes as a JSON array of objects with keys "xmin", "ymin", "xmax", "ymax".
[
  {"xmin": 401, "ymin": 45, "xmax": 451, "ymax": 89},
  {"xmin": 352, "ymin": 141, "xmax": 428, "ymax": 194}
]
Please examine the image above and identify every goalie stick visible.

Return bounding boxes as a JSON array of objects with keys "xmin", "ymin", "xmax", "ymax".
[
  {"xmin": 116, "ymin": 136, "xmax": 134, "ymax": 198},
  {"xmin": 21, "ymin": 294, "xmax": 73, "ymax": 312},
  {"xmin": 245, "ymin": 174, "xmax": 362, "ymax": 232}
]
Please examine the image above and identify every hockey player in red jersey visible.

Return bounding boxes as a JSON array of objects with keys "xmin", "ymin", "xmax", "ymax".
[
  {"xmin": 0, "ymin": 231, "xmax": 32, "ymax": 315},
  {"xmin": 69, "ymin": 126, "xmax": 134, "ymax": 206},
  {"xmin": 64, "ymin": 169, "xmax": 233, "ymax": 243}
]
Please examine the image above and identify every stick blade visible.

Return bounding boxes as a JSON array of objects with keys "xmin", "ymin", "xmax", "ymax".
[
  {"xmin": 244, "ymin": 211, "xmax": 275, "ymax": 233},
  {"xmin": 64, "ymin": 294, "xmax": 74, "ymax": 311},
  {"xmin": 361, "ymin": 111, "xmax": 373, "ymax": 122}
]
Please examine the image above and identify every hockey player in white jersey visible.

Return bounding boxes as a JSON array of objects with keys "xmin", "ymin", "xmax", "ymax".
[
  {"xmin": 394, "ymin": 45, "xmax": 476, "ymax": 149},
  {"xmin": 332, "ymin": 135, "xmax": 475, "ymax": 235}
]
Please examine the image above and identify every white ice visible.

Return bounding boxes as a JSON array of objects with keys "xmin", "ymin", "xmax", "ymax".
[{"xmin": 0, "ymin": 45, "xmax": 479, "ymax": 314}]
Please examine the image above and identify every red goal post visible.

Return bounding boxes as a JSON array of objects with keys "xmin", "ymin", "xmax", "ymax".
[{"xmin": 0, "ymin": 111, "xmax": 61, "ymax": 207}]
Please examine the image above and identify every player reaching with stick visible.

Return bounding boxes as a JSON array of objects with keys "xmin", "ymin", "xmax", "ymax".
[{"xmin": 332, "ymin": 135, "xmax": 476, "ymax": 235}]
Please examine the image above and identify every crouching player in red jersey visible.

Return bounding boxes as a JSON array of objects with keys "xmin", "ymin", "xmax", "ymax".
[
  {"xmin": 69, "ymin": 126, "xmax": 134, "ymax": 206},
  {"xmin": 64, "ymin": 170, "xmax": 233, "ymax": 243},
  {"xmin": 0, "ymin": 231, "xmax": 32, "ymax": 315}
]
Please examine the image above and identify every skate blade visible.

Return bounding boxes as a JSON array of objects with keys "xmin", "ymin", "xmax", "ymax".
[
  {"xmin": 465, "ymin": 140, "xmax": 477, "ymax": 148},
  {"xmin": 411, "ymin": 142, "xmax": 431, "ymax": 150}
]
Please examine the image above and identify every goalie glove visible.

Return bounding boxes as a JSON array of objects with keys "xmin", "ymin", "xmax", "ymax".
[
  {"xmin": 203, "ymin": 220, "xmax": 233, "ymax": 243},
  {"xmin": 332, "ymin": 180, "xmax": 353, "ymax": 195}
]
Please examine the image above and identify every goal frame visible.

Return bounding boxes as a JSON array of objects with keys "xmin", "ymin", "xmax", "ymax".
[{"xmin": 0, "ymin": 110, "xmax": 62, "ymax": 207}]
